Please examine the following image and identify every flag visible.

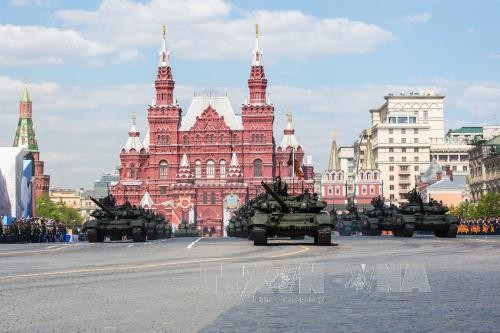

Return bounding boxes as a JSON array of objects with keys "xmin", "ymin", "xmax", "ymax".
[
  {"xmin": 287, "ymin": 149, "xmax": 294, "ymax": 166},
  {"xmin": 294, "ymin": 163, "xmax": 304, "ymax": 180}
]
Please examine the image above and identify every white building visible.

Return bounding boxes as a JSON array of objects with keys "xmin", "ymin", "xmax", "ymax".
[{"xmin": 369, "ymin": 90, "xmax": 443, "ymax": 203}]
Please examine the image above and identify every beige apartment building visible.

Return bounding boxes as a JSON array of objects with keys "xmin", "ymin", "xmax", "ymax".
[{"xmin": 369, "ymin": 91, "xmax": 444, "ymax": 203}]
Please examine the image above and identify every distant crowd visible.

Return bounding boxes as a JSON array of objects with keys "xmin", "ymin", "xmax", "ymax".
[
  {"xmin": 458, "ymin": 218, "xmax": 500, "ymax": 235},
  {"xmin": 0, "ymin": 217, "xmax": 69, "ymax": 243}
]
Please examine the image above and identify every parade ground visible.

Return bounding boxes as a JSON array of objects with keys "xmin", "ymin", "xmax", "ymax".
[{"xmin": 1, "ymin": 235, "xmax": 499, "ymax": 333}]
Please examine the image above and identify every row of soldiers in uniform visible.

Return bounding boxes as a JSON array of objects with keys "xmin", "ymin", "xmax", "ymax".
[
  {"xmin": 0, "ymin": 217, "xmax": 68, "ymax": 243},
  {"xmin": 458, "ymin": 218, "xmax": 500, "ymax": 235}
]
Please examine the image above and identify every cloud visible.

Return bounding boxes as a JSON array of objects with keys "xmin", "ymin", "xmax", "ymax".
[
  {"xmin": 54, "ymin": 0, "xmax": 394, "ymax": 61},
  {"xmin": 9, "ymin": 0, "xmax": 52, "ymax": 7},
  {"xmin": 0, "ymin": 24, "xmax": 113, "ymax": 65},
  {"xmin": 399, "ymin": 13, "xmax": 432, "ymax": 26}
]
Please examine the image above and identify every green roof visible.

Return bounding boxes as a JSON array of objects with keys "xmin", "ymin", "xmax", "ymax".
[{"xmin": 448, "ymin": 126, "xmax": 483, "ymax": 134}]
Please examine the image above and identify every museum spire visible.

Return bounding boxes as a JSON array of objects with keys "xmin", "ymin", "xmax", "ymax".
[
  {"xmin": 248, "ymin": 24, "xmax": 268, "ymax": 105},
  {"xmin": 155, "ymin": 25, "xmax": 175, "ymax": 106}
]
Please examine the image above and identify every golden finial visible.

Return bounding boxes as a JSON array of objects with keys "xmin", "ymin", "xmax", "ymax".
[
  {"xmin": 366, "ymin": 128, "xmax": 372, "ymax": 136},
  {"xmin": 332, "ymin": 130, "xmax": 337, "ymax": 139},
  {"xmin": 163, "ymin": 25, "xmax": 167, "ymax": 39},
  {"xmin": 255, "ymin": 23, "xmax": 259, "ymax": 38},
  {"xmin": 132, "ymin": 112, "xmax": 137, "ymax": 125}
]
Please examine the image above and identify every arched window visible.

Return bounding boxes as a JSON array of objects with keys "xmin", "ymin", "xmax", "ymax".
[
  {"xmin": 251, "ymin": 134, "xmax": 255, "ymax": 142},
  {"xmin": 165, "ymin": 135, "xmax": 171, "ymax": 145},
  {"xmin": 374, "ymin": 172, "xmax": 378, "ymax": 180},
  {"xmin": 253, "ymin": 159, "xmax": 263, "ymax": 177},
  {"xmin": 129, "ymin": 163, "xmax": 136, "ymax": 179},
  {"xmin": 367, "ymin": 172, "xmax": 372, "ymax": 180},
  {"xmin": 220, "ymin": 160, "xmax": 226, "ymax": 178},
  {"xmin": 210, "ymin": 193, "xmax": 216, "ymax": 204},
  {"xmin": 195, "ymin": 160, "xmax": 202, "ymax": 178},
  {"xmin": 206, "ymin": 160, "xmax": 215, "ymax": 178},
  {"xmin": 159, "ymin": 160, "xmax": 168, "ymax": 179},
  {"xmin": 183, "ymin": 135, "xmax": 189, "ymax": 145},
  {"xmin": 220, "ymin": 134, "xmax": 224, "ymax": 143},
  {"xmin": 335, "ymin": 186, "xmax": 340, "ymax": 195},
  {"xmin": 362, "ymin": 185, "xmax": 367, "ymax": 194},
  {"xmin": 370, "ymin": 185, "xmax": 375, "ymax": 194},
  {"xmin": 195, "ymin": 135, "xmax": 200, "ymax": 144},
  {"xmin": 233, "ymin": 133, "xmax": 238, "ymax": 144}
]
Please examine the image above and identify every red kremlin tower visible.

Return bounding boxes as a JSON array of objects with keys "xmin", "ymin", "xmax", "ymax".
[
  {"xmin": 112, "ymin": 25, "xmax": 313, "ymax": 236},
  {"xmin": 12, "ymin": 83, "xmax": 50, "ymax": 213}
]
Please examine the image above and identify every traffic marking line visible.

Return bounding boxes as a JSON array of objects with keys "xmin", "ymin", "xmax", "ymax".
[{"xmin": 187, "ymin": 237, "xmax": 202, "ymax": 249}]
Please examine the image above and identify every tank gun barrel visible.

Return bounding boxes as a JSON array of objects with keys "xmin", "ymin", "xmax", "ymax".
[
  {"xmin": 90, "ymin": 196, "xmax": 116, "ymax": 218},
  {"xmin": 261, "ymin": 181, "xmax": 290, "ymax": 213}
]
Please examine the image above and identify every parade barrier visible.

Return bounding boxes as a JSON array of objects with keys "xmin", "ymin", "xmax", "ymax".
[{"xmin": 457, "ymin": 219, "xmax": 500, "ymax": 235}]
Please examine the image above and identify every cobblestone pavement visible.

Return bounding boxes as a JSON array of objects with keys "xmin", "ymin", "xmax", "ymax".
[{"xmin": 0, "ymin": 235, "xmax": 499, "ymax": 332}]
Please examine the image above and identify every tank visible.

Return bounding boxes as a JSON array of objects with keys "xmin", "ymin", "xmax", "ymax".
[
  {"xmin": 334, "ymin": 199, "xmax": 371, "ymax": 236},
  {"xmin": 386, "ymin": 189, "xmax": 459, "ymax": 238},
  {"xmin": 82, "ymin": 195, "xmax": 171, "ymax": 242},
  {"xmin": 360, "ymin": 196, "xmax": 396, "ymax": 236},
  {"xmin": 248, "ymin": 178, "xmax": 335, "ymax": 246},
  {"xmin": 174, "ymin": 221, "xmax": 199, "ymax": 237}
]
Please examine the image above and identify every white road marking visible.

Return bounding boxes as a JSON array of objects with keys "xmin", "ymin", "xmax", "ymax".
[
  {"xmin": 47, "ymin": 245, "xmax": 58, "ymax": 249},
  {"xmin": 126, "ymin": 244, "xmax": 134, "ymax": 248},
  {"xmin": 187, "ymin": 237, "xmax": 202, "ymax": 249}
]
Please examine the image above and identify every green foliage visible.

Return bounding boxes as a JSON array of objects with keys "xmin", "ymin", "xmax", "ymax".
[
  {"xmin": 449, "ymin": 192, "xmax": 500, "ymax": 219},
  {"xmin": 35, "ymin": 194, "xmax": 83, "ymax": 228}
]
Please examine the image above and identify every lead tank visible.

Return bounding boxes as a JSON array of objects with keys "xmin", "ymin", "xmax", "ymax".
[
  {"xmin": 248, "ymin": 178, "xmax": 335, "ymax": 246},
  {"xmin": 390, "ymin": 189, "xmax": 459, "ymax": 238},
  {"xmin": 174, "ymin": 221, "xmax": 199, "ymax": 237},
  {"xmin": 83, "ymin": 195, "xmax": 171, "ymax": 242}
]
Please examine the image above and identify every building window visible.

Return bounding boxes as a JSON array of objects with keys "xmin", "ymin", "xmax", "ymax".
[
  {"xmin": 389, "ymin": 138, "xmax": 394, "ymax": 144},
  {"xmin": 328, "ymin": 187, "xmax": 332, "ymax": 195},
  {"xmin": 220, "ymin": 160, "xmax": 226, "ymax": 178},
  {"xmin": 335, "ymin": 187, "xmax": 340, "ymax": 195},
  {"xmin": 195, "ymin": 160, "xmax": 202, "ymax": 178},
  {"xmin": 390, "ymin": 194, "xmax": 395, "ymax": 200},
  {"xmin": 206, "ymin": 160, "xmax": 215, "ymax": 178},
  {"xmin": 183, "ymin": 135, "xmax": 189, "ymax": 145},
  {"xmin": 463, "ymin": 165, "xmax": 468, "ymax": 172},
  {"xmin": 389, "ymin": 129, "xmax": 393, "ymax": 134},
  {"xmin": 414, "ymin": 129, "xmax": 419, "ymax": 134},
  {"xmin": 423, "ymin": 110, "xmax": 428, "ymax": 120},
  {"xmin": 129, "ymin": 164, "xmax": 136, "ymax": 179},
  {"xmin": 389, "ymin": 148, "xmax": 394, "ymax": 153},
  {"xmin": 160, "ymin": 187, "xmax": 167, "ymax": 195},
  {"xmin": 195, "ymin": 135, "xmax": 200, "ymax": 144},
  {"xmin": 389, "ymin": 176, "xmax": 394, "ymax": 181},
  {"xmin": 210, "ymin": 193, "xmax": 216, "ymax": 204},
  {"xmin": 414, "ymin": 156, "xmax": 419, "ymax": 162},
  {"xmin": 389, "ymin": 157, "xmax": 394, "ymax": 162},
  {"xmin": 402, "ymin": 156, "xmax": 407, "ymax": 162},
  {"xmin": 203, "ymin": 193, "xmax": 208, "ymax": 204},
  {"xmin": 253, "ymin": 159, "xmax": 263, "ymax": 177},
  {"xmin": 414, "ymin": 148, "xmax": 419, "ymax": 152},
  {"xmin": 362, "ymin": 186, "xmax": 367, "ymax": 194},
  {"xmin": 401, "ymin": 129, "xmax": 406, "ymax": 134},
  {"xmin": 159, "ymin": 160, "xmax": 168, "ymax": 179},
  {"xmin": 220, "ymin": 134, "xmax": 224, "ymax": 143},
  {"xmin": 402, "ymin": 148, "xmax": 406, "ymax": 153},
  {"xmin": 409, "ymin": 117, "xmax": 416, "ymax": 123},
  {"xmin": 389, "ymin": 117, "xmax": 396, "ymax": 124},
  {"xmin": 452, "ymin": 165, "xmax": 457, "ymax": 171},
  {"xmin": 414, "ymin": 138, "xmax": 419, "ymax": 143},
  {"xmin": 165, "ymin": 135, "xmax": 171, "ymax": 145},
  {"xmin": 370, "ymin": 185, "xmax": 375, "ymax": 194},
  {"xmin": 401, "ymin": 138, "xmax": 406, "ymax": 143},
  {"xmin": 389, "ymin": 166, "xmax": 394, "ymax": 171},
  {"xmin": 233, "ymin": 133, "xmax": 238, "ymax": 144},
  {"xmin": 414, "ymin": 166, "xmax": 419, "ymax": 171}
]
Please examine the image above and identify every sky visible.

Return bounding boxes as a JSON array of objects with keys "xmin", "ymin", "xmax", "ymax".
[{"xmin": 0, "ymin": 0, "xmax": 499, "ymax": 190}]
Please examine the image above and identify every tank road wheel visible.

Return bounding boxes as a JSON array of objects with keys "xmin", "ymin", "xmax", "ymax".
[
  {"xmin": 369, "ymin": 225, "xmax": 382, "ymax": 236},
  {"xmin": 317, "ymin": 226, "xmax": 331, "ymax": 246},
  {"xmin": 446, "ymin": 224, "xmax": 458, "ymax": 238},
  {"xmin": 132, "ymin": 227, "xmax": 146, "ymax": 242},
  {"xmin": 393, "ymin": 227, "xmax": 404, "ymax": 237},
  {"xmin": 402, "ymin": 223, "xmax": 415, "ymax": 237},
  {"xmin": 252, "ymin": 227, "xmax": 267, "ymax": 246},
  {"xmin": 147, "ymin": 230, "xmax": 158, "ymax": 240},
  {"xmin": 87, "ymin": 229, "xmax": 98, "ymax": 243}
]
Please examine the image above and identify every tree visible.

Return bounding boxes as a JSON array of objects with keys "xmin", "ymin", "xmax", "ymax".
[
  {"xmin": 449, "ymin": 193, "xmax": 500, "ymax": 219},
  {"xmin": 35, "ymin": 194, "xmax": 83, "ymax": 228}
]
